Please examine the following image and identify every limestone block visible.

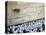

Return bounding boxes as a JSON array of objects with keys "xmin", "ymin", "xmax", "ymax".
[{"xmin": 7, "ymin": 2, "xmax": 45, "ymax": 26}]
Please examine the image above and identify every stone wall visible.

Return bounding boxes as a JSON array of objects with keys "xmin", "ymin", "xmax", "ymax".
[{"xmin": 7, "ymin": 1, "xmax": 45, "ymax": 26}]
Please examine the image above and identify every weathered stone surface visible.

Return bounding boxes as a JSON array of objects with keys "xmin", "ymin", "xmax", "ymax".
[{"xmin": 7, "ymin": 2, "xmax": 45, "ymax": 26}]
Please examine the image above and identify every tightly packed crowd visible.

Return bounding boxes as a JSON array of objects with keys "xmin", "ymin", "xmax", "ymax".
[{"xmin": 7, "ymin": 18, "xmax": 45, "ymax": 34}]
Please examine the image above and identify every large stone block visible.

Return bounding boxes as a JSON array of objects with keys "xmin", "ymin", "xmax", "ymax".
[{"xmin": 7, "ymin": 1, "xmax": 45, "ymax": 26}]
